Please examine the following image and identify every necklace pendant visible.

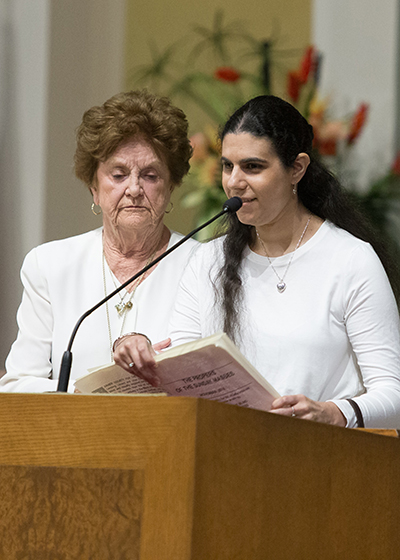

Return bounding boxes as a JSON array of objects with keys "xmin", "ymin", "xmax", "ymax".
[
  {"xmin": 115, "ymin": 302, "xmax": 125, "ymax": 315},
  {"xmin": 277, "ymin": 281, "xmax": 286, "ymax": 293},
  {"xmin": 115, "ymin": 300, "xmax": 133, "ymax": 315}
]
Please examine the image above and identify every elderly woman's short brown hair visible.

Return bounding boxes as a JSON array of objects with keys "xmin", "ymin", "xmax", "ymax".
[{"xmin": 74, "ymin": 89, "xmax": 193, "ymax": 189}]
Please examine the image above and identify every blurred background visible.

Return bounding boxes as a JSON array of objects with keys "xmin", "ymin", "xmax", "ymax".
[{"xmin": 1, "ymin": 0, "xmax": 399, "ymax": 368}]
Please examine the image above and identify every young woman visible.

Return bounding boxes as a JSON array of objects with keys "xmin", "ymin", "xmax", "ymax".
[{"xmin": 114, "ymin": 95, "xmax": 400, "ymax": 429}]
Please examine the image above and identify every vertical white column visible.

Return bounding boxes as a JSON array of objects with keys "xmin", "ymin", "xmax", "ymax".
[
  {"xmin": 312, "ymin": 0, "xmax": 399, "ymax": 187},
  {"xmin": 0, "ymin": 0, "xmax": 50, "ymax": 365}
]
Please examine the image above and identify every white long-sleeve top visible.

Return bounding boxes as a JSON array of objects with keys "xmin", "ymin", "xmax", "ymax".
[
  {"xmin": 168, "ymin": 221, "xmax": 400, "ymax": 428},
  {"xmin": 1, "ymin": 228, "xmax": 198, "ymax": 393}
]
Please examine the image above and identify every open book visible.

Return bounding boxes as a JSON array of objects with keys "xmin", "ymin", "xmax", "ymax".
[{"xmin": 74, "ymin": 332, "xmax": 280, "ymax": 413}]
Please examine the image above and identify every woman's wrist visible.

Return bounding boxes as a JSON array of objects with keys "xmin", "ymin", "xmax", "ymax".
[
  {"xmin": 325, "ymin": 401, "xmax": 347, "ymax": 427},
  {"xmin": 112, "ymin": 332, "xmax": 152, "ymax": 353}
]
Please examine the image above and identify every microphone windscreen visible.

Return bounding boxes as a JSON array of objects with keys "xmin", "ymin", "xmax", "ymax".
[{"xmin": 223, "ymin": 197, "xmax": 243, "ymax": 213}]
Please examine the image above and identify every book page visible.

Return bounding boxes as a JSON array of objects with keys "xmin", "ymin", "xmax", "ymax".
[
  {"xmin": 75, "ymin": 366, "xmax": 165, "ymax": 395},
  {"xmin": 156, "ymin": 345, "xmax": 278, "ymax": 412},
  {"xmin": 156, "ymin": 332, "xmax": 278, "ymax": 397}
]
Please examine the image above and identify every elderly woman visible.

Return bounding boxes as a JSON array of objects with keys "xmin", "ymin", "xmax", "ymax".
[
  {"xmin": 114, "ymin": 95, "xmax": 400, "ymax": 429},
  {"xmin": 1, "ymin": 89, "xmax": 197, "ymax": 392}
]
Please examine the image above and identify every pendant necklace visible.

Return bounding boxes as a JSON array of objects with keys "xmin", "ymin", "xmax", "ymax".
[
  {"xmin": 102, "ymin": 250, "xmax": 156, "ymax": 359},
  {"xmin": 108, "ymin": 265, "xmax": 136, "ymax": 316},
  {"xmin": 256, "ymin": 216, "xmax": 311, "ymax": 293}
]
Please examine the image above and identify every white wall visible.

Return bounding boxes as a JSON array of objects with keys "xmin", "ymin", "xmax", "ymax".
[
  {"xmin": 312, "ymin": 0, "xmax": 399, "ymax": 188},
  {"xmin": 0, "ymin": 0, "xmax": 125, "ymax": 368},
  {"xmin": 0, "ymin": 0, "xmax": 49, "ymax": 367}
]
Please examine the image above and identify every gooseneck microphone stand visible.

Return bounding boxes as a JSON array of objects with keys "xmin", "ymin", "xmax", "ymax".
[{"xmin": 56, "ymin": 197, "xmax": 242, "ymax": 392}]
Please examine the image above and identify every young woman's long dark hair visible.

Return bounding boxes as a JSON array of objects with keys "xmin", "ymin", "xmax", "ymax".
[{"xmin": 215, "ymin": 95, "xmax": 400, "ymax": 343}]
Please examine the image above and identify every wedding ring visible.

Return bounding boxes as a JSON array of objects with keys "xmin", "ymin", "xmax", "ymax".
[
  {"xmin": 291, "ymin": 407, "xmax": 296, "ymax": 417},
  {"xmin": 128, "ymin": 362, "xmax": 135, "ymax": 368}
]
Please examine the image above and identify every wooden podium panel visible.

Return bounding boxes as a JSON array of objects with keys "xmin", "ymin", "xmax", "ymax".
[
  {"xmin": 191, "ymin": 401, "xmax": 400, "ymax": 560},
  {"xmin": 0, "ymin": 393, "xmax": 399, "ymax": 559},
  {"xmin": 0, "ymin": 465, "xmax": 143, "ymax": 557},
  {"xmin": 0, "ymin": 394, "xmax": 199, "ymax": 560}
]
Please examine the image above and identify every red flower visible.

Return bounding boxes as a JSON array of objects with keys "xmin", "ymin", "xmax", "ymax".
[
  {"xmin": 347, "ymin": 103, "xmax": 369, "ymax": 145},
  {"xmin": 299, "ymin": 46, "xmax": 315, "ymax": 83},
  {"xmin": 316, "ymin": 138, "xmax": 338, "ymax": 156},
  {"xmin": 214, "ymin": 67, "xmax": 241, "ymax": 83},
  {"xmin": 286, "ymin": 46, "xmax": 317, "ymax": 103},
  {"xmin": 287, "ymin": 71, "xmax": 302, "ymax": 103},
  {"xmin": 391, "ymin": 151, "xmax": 400, "ymax": 176}
]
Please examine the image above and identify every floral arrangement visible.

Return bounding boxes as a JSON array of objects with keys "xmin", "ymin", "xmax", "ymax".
[
  {"xmin": 129, "ymin": 12, "xmax": 400, "ymax": 242},
  {"xmin": 286, "ymin": 46, "xmax": 369, "ymax": 154}
]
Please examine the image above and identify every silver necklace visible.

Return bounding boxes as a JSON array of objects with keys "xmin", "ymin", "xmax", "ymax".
[{"xmin": 256, "ymin": 216, "xmax": 311, "ymax": 293}]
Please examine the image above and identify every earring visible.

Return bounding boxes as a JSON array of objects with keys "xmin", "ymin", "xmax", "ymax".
[
  {"xmin": 292, "ymin": 185, "xmax": 297, "ymax": 195},
  {"xmin": 91, "ymin": 202, "xmax": 102, "ymax": 215},
  {"xmin": 165, "ymin": 201, "xmax": 174, "ymax": 214}
]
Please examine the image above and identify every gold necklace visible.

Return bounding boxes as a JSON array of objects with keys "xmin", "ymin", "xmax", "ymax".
[
  {"xmin": 102, "ymin": 251, "xmax": 155, "ymax": 359},
  {"xmin": 108, "ymin": 266, "xmax": 135, "ymax": 315},
  {"xmin": 256, "ymin": 216, "xmax": 311, "ymax": 293}
]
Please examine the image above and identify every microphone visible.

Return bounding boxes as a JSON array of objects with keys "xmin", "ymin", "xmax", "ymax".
[
  {"xmin": 222, "ymin": 196, "xmax": 242, "ymax": 213},
  {"xmin": 57, "ymin": 196, "xmax": 242, "ymax": 392}
]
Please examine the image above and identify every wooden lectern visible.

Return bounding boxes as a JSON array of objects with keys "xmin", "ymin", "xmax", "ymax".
[{"xmin": 0, "ymin": 393, "xmax": 399, "ymax": 559}]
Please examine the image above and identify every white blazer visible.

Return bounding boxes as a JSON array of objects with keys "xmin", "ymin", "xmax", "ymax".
[{"xmin": 2, "ymin": 228, "xmax": 198, "ymax": 392}]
